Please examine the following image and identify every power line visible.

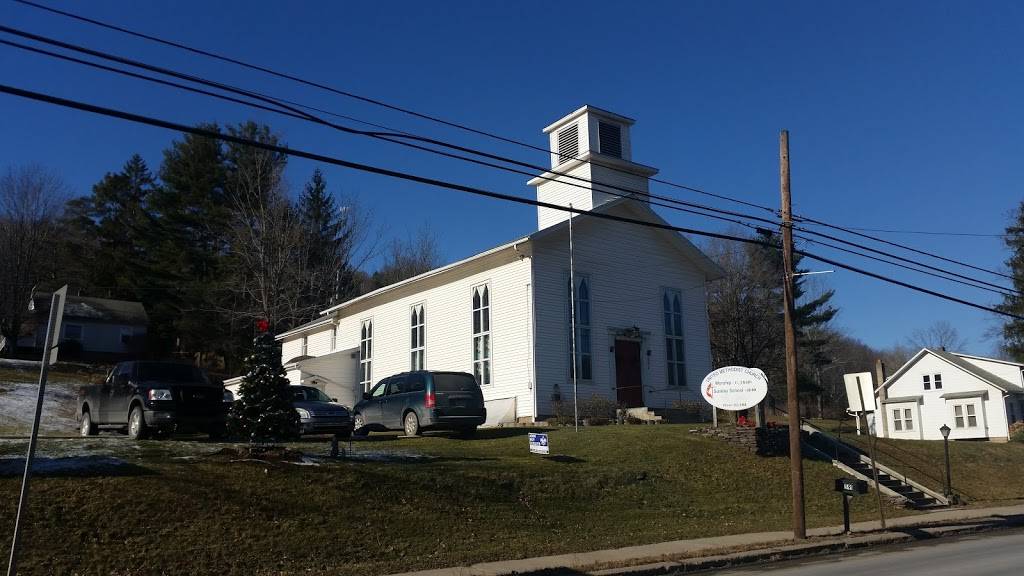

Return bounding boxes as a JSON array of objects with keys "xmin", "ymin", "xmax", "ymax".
[
  {"xmin": 16, "ymin": 0, "xmax": 1014, "ymax": 284},
  {"xmin": 833, "ymin": 227, "xmax": 1009, "ymax": 239},
  {"xmin": 794, "ymin": 234, "xmax": 1014, "ymax": 297},
  {"xmin": 0, "ymin": 27, "xmax": 781, "ymax": 230},
  {"xmin": 1, "ymin": 82, "xmax": 1018, "ymax": 323},
  {"xmin": 797, "ymin": 217, "xmax": 1015, "ymax": 281},
  {"xmin": 4, "ymin": 25, "xmax": 1017, "ymax": 299},
  {"xmin": 11, "ymin": 0, "xmax": 781, "ymax": 216}
]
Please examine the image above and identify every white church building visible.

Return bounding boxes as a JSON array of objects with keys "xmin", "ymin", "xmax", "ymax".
[{"xmin": 273, "ymin": 105, "xmax": 724, "ymax": 424}]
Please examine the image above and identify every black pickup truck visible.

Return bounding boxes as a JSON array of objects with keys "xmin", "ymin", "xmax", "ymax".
[{"xmin": 78, "ymin": 361, "xmax": 228, "ymax": 439}]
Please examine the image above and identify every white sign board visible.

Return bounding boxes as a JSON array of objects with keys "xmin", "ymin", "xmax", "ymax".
[
  {"xmin": 701, "ymin": 366, "xmax": 769, "ymax": 411},
  {"xmin": 48, "ymin": 285, "xmax": 68, "ymax": 366},
  {"xmin": 843, "ymin": 372, "xmax": 876, "ymax": 412},
  {"xmin": 528, "ymin": 433, "xmax": 549, "ymax": 455}
]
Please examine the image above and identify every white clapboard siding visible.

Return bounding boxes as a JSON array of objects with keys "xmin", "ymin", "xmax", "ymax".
[
  {"xmin": 530, "ymin": 201, "xmax": 712, "ymax": 417},
  {"xmin": 280, "ymin": 248, "xmax": 535, "ymax": 419},
  {"xmin": 885, "ymin": 352, "xmax": 1011, "ymax": 440},
  {"xmin": 536, "ymin": 163, "xmax": 594, "ymax": 231}
]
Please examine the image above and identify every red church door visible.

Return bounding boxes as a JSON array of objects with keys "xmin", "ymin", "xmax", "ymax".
[{"xmin": 615, "ymin": 340, "xmax": 643, "ymax": 407}]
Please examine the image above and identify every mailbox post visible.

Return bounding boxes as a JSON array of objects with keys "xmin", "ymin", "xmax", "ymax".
[{"xmin": 834, "ymin": 478, "xmax": 869, "ymax": 534}]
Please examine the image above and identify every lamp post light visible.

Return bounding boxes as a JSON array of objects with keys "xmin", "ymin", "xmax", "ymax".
[{"xmin": 940, "ymin": 424, "xmax": 952, "ymax": 501}]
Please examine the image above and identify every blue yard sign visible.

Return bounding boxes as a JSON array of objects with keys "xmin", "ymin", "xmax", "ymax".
[{"xmin": 528, "ymin": 433, "xmax": 549, "ymax": 455}]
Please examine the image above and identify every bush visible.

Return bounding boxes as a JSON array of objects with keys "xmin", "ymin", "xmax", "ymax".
[
  {"xmin": 580, "ymin": 395, "xmax": 618, "ymax": 422},
  {"xmin": 1010, "ymin": 421, "xmax": 1024, "ymax": 442}
]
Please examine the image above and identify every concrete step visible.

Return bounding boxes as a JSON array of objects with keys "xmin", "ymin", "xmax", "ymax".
[{"xmin": 625, "ymin": 407, "xmax": 663, "ymax": 423}]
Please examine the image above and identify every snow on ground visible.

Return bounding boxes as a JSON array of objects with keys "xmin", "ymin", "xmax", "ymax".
[
  {"xmin": 0, "ymin": 455, "xmax": 130, "ymax": 476},
  {"xmin": 0, "ymin": 380, "xmax": 79, "ymax": 435}
]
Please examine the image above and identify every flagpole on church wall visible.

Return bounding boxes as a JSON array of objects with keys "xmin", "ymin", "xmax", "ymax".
[{"xmin": 568, "ymin": 204, "xmax": 579, "ymax": 432}]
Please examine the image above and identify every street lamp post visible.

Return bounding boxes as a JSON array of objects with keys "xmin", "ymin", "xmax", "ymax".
[{"xmin": 940, "ymin": 424, "xmax": 952, "ymax": 501}]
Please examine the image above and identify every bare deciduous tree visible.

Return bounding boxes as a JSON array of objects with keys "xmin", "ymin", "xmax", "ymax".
[
  {"xmin": 0, "ymin": 165, "xmax": 66, "ymax": 355},
  {"xmin": 368, "ymin": 225, "xmax": 442, "ymax": 291},
  {"xmin": 906, "ymin": 320, "xmax": 967, "ymax": 352}
]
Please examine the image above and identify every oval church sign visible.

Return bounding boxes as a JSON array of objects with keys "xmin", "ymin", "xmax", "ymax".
[{"xmin": 701, "ymin": 366, "xmax": 769, "ymax": 411}]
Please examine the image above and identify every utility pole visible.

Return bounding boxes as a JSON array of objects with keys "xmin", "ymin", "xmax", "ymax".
[{"xmin": 780, "ymin": 130, "xmax": 806, "ymax": 539}]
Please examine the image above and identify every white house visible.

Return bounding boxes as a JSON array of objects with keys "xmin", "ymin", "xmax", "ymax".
[
  {"xmin": 17, "ymin": 292, "xmax": 148, "ymax": 361},
  {"xmin": 876, "ymin": 348, "xmax": 1024, "ymax": 441},
  {"xmin": 272, "ymin": 105, "xmax": 724, "ymax": 424}
]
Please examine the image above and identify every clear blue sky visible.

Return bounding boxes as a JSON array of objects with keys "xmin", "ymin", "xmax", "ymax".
[{"xmin": 2, "ymin": 0, "xmax": 1022, "ymax": 353}]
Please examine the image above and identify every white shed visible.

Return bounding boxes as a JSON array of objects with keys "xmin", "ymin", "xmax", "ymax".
[{"xmin": 876, "ymin": 349, "xmax": 1024, "ymax": 441}]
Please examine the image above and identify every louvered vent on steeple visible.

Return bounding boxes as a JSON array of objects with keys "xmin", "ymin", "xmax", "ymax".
[
  {"xmin": 556, "ymin": 124, "xmax": 579, "ymax": 165},
  {"xmin": 598, "ymin": 121, "xmax": 622, "ymax": 158}
]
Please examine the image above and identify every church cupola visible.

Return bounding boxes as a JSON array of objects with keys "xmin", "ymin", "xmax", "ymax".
[{"xmin": 528, "ymin": 105, "xmax": 659, "ymax": 231}]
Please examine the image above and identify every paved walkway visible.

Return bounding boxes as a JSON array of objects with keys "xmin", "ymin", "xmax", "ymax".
[{"xmin": 387, "ymin": 504, "xmax": 1024, "ymax": 576}]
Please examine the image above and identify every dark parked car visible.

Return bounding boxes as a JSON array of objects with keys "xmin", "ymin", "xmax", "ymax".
[
  {"xmin": 353, "ymin": 371, "xmax": 486, "ymax": 436},
  {"xmin": 78, "ymin": 361, "xmax": 227, "ymax": 440},
  {"xmin": 290, "ymin": 385, "xmax": 354, "ymax": 438}
]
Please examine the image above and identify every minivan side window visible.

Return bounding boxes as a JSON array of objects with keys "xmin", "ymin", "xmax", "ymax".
[
  {"xmin": 388, "ymin": 377, "xmax": 407, "ymax": 395},
  {"xmin": 408, "ymin": 373, "xmax": 426, "ymax": 392},
  {"xmin": 370, "ymin": 379, "xmax": 389, "ymax": 398}
]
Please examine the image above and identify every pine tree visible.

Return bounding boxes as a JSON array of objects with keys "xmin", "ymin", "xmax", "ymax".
[
  {"xmin": 997, "ymin": 204, "xmax": 1024, "ymax": 360},
  {"xmin": 150, "ymin": 127, "xmax": 232, "ymax": 361},
  {"xmin": 298, "ymin": 168, "xmax": 355, "ymax": 312},
  {"xmin": 228, "ymin": 328, "xmax": 300, "ymax": 442}
]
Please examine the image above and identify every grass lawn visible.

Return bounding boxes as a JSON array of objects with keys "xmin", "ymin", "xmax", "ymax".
[
  {"xmin": 0, "ymin": 425, "xmax": 913, "ymax": 576},
  {"xmin": 811, "ymin": 418, "xmax": 1024, "ymax": 504}
]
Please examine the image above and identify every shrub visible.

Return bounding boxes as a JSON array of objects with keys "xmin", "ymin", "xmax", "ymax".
[
  {"xmin": 1010, "ymin": 421, "xmax": 1024, "ymax": 442},
  {"xmin": 579, "ymin": 395, "xmax": 618, "ymax": 422}
]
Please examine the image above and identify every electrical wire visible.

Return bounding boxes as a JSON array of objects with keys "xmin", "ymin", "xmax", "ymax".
[
  {"xmin": 10, "ymin": 0, "xmax": 780, "ymax": 216},
  {"xmin": 1, "ymin": 82, "xmax": 1019, "ymax": 323},
  {"xmin": 2, "ymin": 26, "xmax": 1017, "ymax": 298},
  {"xmin": 14, "ymin": 0, "xmax": 1015, "ymax": 283}
]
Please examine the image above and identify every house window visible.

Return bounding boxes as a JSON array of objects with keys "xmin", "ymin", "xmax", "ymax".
[
  {"xmin": 934, "ymin": 373, "xmax": 943, "ymax": 390},
  {"xmin": 64, "ymin": 324, "xmax": 83, "ymax": 342},
  {"xmin": 472, "ymin": 285, "xmax": 491, "ymax": 385},
  {"xmin": 923, "ymin": 375, "xmax": 931, "ymax": 390},
  {"xmin": 411, "ymin": 304, "xmax": 425, "ymax": 371},
  {"xmin": 330, "ymin": 325, "xmax": 337, "ymax": 351},
  {"xmin": 903, "ymin": 408, "xmax": 914, "ymax": 430},
  {"xmin": 359, "ymin": 319, "xmax": 372, "ymax": 392},
  {"xmin": 892, "ymin": 409, "xmax": 904, "ymax": 431},
  {"xmin": 664, "ymin": 290, "xmax": 685, "ymax": 386},
  {"xmin": 954, "ymin": 404, "xmax": 978, "ymax": 428},
  {"xmin": 301, "ymin": 335, "xmax": 308, "ymax": 356}
]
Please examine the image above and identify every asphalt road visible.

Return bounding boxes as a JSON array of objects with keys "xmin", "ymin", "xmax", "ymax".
[{"xmin": 708, "ymin": 529, "xmax": 1024, "ymax": 576}]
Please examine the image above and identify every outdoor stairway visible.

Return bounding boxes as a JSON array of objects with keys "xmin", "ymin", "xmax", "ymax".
[
  {"xmin": 801, "ymin": 421, "xmax": 950, "ymax": 510},
  {"xmin": 625, "ymin": 407, "xmax": 663, "ymax": 423}
]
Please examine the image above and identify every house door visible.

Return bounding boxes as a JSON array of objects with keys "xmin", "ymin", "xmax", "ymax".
[{"xmin": 615, "ymin": 340, "xmax": 643, "ymax": 407}]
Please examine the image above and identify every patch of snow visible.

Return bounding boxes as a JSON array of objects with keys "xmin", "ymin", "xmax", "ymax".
[
  {"xmin": 344, "ymin": 449, "xmax": 433, "ymax": 462},
  {"xmin": 0, "ymin": 455, "xmax": 129, "ymax": 476},
  {"xmin": 0, "ymin": 381, "xmax": 79, "ymax": 434}
]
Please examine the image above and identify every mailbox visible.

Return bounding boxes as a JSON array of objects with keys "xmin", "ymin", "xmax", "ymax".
[{"xmin": 834, "ymin": 478, "xmax": 868, "ymax": 496}]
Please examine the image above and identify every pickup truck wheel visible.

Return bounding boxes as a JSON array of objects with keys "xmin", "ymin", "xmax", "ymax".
[
  {"xmin": 127, "ymin": 405, "xmax": 148, "ymax": 440},
  {"xmin": 403, "ymin": 411, "xmax": 420, "ymax": 437},
  {"xmin": 79, "ymin": 410, "xmax": 97, "ymax": 437}
]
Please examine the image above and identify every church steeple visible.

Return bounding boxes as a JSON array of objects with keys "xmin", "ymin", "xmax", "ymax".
[{"xmin": 528, "ymin": 105, "xmax": 659, "ymax": 230}]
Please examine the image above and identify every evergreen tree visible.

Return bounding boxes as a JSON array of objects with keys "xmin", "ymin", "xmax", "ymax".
[
  {"xmin": 708, "ymin": 232, "xmax": 838, "ymax": 399},
  {"xmin": 299, "ymin": 168, "xmax": 355, "ymax": 311},
  {"xmin": 998, "ymin": 204, "xmax": 1024, "ymax": 360},
  {"xmin": 150, "ymin": 127, "xmax": 231, "ymax": 361},
  {"xmin": 69, "ymin": 154, "xmax": 157, "ymax": 298},
  {"xmin": 228, "ymin": 326, "xmax": 300, "ymax": 442}
]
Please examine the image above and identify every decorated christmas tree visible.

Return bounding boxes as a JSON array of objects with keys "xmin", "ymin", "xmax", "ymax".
[{"xmin": 228, "ymin": 320, "xmax": 300, "ymax": 442}]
